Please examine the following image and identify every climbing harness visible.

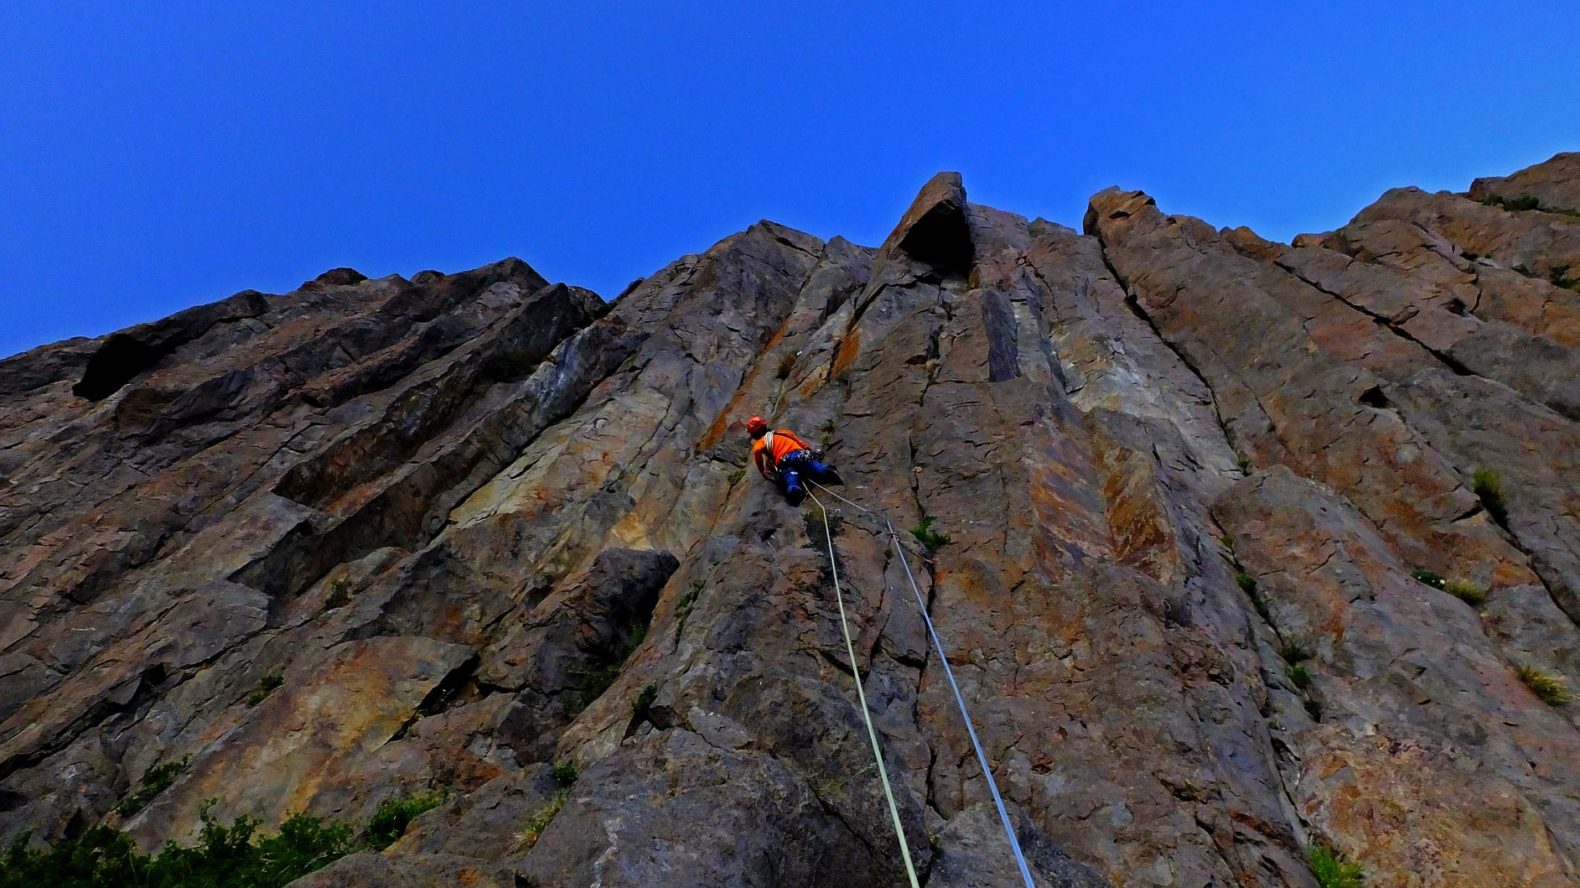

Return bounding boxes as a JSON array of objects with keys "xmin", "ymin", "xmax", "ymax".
[
  {"xmin": 807, "ymin": 487, "xmax": 922, "ymax": 888},
  {"xmin": 808, "ymin": 481, "xmax": 1037, "ymax": 888}
]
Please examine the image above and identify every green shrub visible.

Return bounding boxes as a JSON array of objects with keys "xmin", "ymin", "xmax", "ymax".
[
  {"xmin": 246, "ymin": 674, "xmax": 284, "ymax": 707},
  {"xmin": 550, "ymin": 762, "xmax": 579, "ymax": 787},
  {"xmin": 362, "ymin": 791, "xmax": 444, "ymax": 850},
  {"xmin": 910, "ymin": 515, "xmax": 951, "ymax": 551},
  {"xmin": 3, "ymin": 804, "xmax": 356, "ymax": 888},
  {"xmin": 564, "ymin": 617, "xmax": 650, "ymax": 715},
  {"xmin": 1303, "ymin": 697, "xmax": 1324, "ymax": 721},
  {"xmin": 1287, "ymin": 664, "xmax": 1313, "ymax": 690},
  {"xmin": 1471, "ymin": 468, "xmax": 1509, "ymax": 526},
  {"xmin": 1444, "ymin": 579, "xmax": 1487, "ymax": 607},
  {"xmin": 1233, "ymin": 572, "xmax": 1274, "ymax": 622},
  {"xmin": 675, "ymin": 581, "xmax": 704, "ymax": 624},
  {"xmin": 518, "ymin": 790, "xmax": 569, "ymax": 850},
  {"xmin": 1483, "ymin": 193, "xmax": 1541, "ymax": 212},
  {"xmin": 115, "ymin": 755, "xmax": 189, "ymax": 817},
  {"xmin": 324, "ymin": 579, "xmax": 351, "ymax": 609},
  {"xmin": 1409, "ymin": 568, "xmax": 1446, "ymax": 590},
  {"xmin": 1279, "ymin": 642, "xmax": 1311, "ymax": 663},
  {"xmin": 1308, "ymin": 843, "xmax": 1365, "ymax": 888},
  {"xmin": 1515, "ymin": 665, "xmax": 1571, "ymax": 707},
  {"xmin": 632, "ymin": 683, "xmax": 658, "ymax": 718}
]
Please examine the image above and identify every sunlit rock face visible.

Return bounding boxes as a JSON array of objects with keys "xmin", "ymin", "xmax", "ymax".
[{"xmin": 2, "ymin": 155, "xmax": 1577, "ymax": 888}]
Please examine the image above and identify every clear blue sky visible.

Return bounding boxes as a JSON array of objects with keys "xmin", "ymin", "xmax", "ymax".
[{"xmin": 3, "ymin": 2, "xmax": 1578, "ymax": 359}]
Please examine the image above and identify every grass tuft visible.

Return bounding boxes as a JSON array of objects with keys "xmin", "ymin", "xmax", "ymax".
[
  {"xmin": 550, "ymin": 762, "xmax": 578, "ymax": 787},
  {"xmin": 632, "ymin": 683, "xmax": 658, "ymax": 719},
  {"xmin": 324, "ymin": 578, "xmax": 352, "ymax": 609},
  {"xmin": 1444, "ymin": 578, "xmax": 1487, "ymax": 607},
  {"xmin": 362, "ymin": 791, "xmax": 445, "ymax": 850},
  {"xmin": 115, "ymin": 755, "xmax": 190, "ymax": 817},
  {"xmin": 1308, "ymin": 844, "xmax": 1365, "ymax": 888},
  {"xmin": 1515, "ymin": 665, "xmax": 1571, "ymax": 707},
  {"xmin": 675, "ymin": 581, "xmax": 704, "ymax": 625},
  {"xmin": 518, "ymin": 790, "xmax": 569, "ymax": 850},
  {"xmin": 246, "ymin": 673, "xmax": 284, "ymax": 707},
  {"xmin": 1279, "ymin": 642, "xmax": 1311, "ymax": 663},
  {"xmin": 1471, "ymin": 468, "xmax": 1509, "ymax": 527},
  {"xmin": 910, "ymin": 515, "xmax": 951, "ymax": 551},
  {"xmin": 1286, "ymin": 664, "xmax": 1313, "ymax": 691}
]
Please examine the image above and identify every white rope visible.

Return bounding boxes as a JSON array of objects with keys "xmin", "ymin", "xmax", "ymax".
[
  {"xmin": 810, "ymin": 481, "xmax": 1037, "ymax": 888},
  {"xmin": 806, "ymin": 488, "xmax": 922, "ymax": 888}
]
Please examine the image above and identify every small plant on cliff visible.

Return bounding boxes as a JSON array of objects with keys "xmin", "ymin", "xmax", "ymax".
[
  {"xmin": 1551, "ymin": 266, "xmax": 1580, "ymax": 292},
  {"xmin": 1235, "ymin": 572, "xmax": 1272, "ymax": 623},
  {"xmin": 910, "ymin": 515, "xmax": 951, "ymax": 551},
  {"xmin": 1235, "ymin": 453, "xmax": 1252, "ymax": 473},
  {"xmin": 1409, "ymin": 568, "xmax": 1446, "ymax": 590},
  {"xmin": 775, "ymin": 351, "xmax": 798, "ymax": 379},
  {"xmin": 1279, "ymin": 642, "xmax": 1311, "ymax": 664},
  {"xmin": 726, "ymin": 467, "xmax": 746, "ymax": 486},
  {"xmin": 115, "ymin": 755, "xmax": 190, "ymax": 817},
  {"xmin": 632, "ymin": 683, "xmax": 658, "ymax": 719},
  {"xmin": 551, "ymin": 762, "xmax": 579, "ymax": 786},
  {"xmin": 1471, "ymin": 468, "xmax": 1509, "ymax": 527},
  {"xmin": 1308, "ymin": 843, "xmax": 1365, "ymax": 888},
  {"xmin": 565, "ymin": 616, "xmax": 652, "ymax": 715},
  {"xmin": 517, "ymin": 790, "xmax": 570, "ymax": 850},
  {"xmin": 324, "ymin": 578, "xmax": 352, "ymax": 609},
  {"xmin": 676, "ymin": 580, "xmax": 704, "ymax": 625},
  {"xmin": 1444, "ymin": 578, "xmax": 1488, "ymax": 607},
  {"xmin": 247, "ymin": 673, "xmax": 284, "ymax": 707},
  {"xmin": 1286, "ymin": 664, "xmax": 1313, "ymax": 691},
  {"xmin": 363, "ymin": 790, "xmax": 445, "ymax": 850},
  {"xmin": 1515, "ymin": 665, "xmax": 1571, "ymax": 707}
]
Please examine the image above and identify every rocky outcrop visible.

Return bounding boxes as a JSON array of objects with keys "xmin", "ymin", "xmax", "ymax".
[{"xmin": 1, "ymin": 153, "xmax": 1577, "ymax": 887}]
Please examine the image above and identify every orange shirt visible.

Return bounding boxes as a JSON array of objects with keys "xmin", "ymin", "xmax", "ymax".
[{"xmin": 752, "ymin": 428, "xmax": 811, "ymax": 478}]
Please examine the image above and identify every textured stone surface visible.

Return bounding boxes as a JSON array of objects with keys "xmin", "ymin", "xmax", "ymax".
[{"xmin": 1, "ymin": 155, "xmax": 1577, "ymax": 887}]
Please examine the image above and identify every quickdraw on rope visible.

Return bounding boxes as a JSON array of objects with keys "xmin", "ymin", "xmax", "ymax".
[
  {"xmin": 806, "ymin": 488, "xmax": 922, "ymax": 888},
  {"xmin": 810, "ymin": 481, "xmax": 1037, "ymax": 888}
]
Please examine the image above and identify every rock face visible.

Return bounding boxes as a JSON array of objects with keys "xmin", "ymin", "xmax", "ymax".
[{"xmin": 2, "ymin": 154, "xmax": 1578, "ymax": 887}]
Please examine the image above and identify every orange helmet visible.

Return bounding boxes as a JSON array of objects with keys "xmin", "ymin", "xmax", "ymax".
[{"xmin": 746, "ymin": 415, "xmax": 768, "ymax": 438}]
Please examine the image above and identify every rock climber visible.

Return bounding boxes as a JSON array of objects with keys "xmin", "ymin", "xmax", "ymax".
[{"xmin": 747, "ymin": 415, "xmax": 843, "ymax": 506}]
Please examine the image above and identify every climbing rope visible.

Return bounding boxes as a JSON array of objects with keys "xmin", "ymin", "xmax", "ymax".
[
  {"xmin": 809, "ymin": 481, "xmax": 1037, "ymax": 888},
  {"xmin": 806, "ymin": 488, "xmax": 922, "ymax": 888}
]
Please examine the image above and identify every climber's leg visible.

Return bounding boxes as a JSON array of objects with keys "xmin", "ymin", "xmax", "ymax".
[{"xmin": 781, "ymin": 467, "xmax": 806, "ymax": 506}]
